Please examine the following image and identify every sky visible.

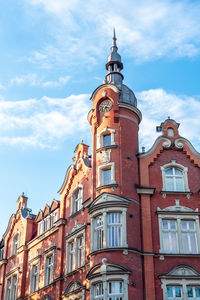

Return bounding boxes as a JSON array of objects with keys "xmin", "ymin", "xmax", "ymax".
[{"xmin": 0, "ymin": 0, "xmax": 200, "ymax": 236}]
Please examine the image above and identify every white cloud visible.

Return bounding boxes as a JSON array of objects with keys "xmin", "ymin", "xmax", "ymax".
[
  {"xmin": 0, "ymin": 94, "xmax": 90, "ymax": 148},
  {"xmin": 24, "ymin": 0, "xmax": 200, "ymax": 65},
  {"xmin": 0, "ymin": 83, "xmax": 5, "ymax": 90},
  {"xmin": 137, "ymin": 88, "xmax": 200, "ymax": 151},
  {"xmin": 10, "ymin": 74, "xmax": 70, "ymax": 88},
  {"xmin": 0, "ymin": 89, "xmax": 200, "ymax": 151}
]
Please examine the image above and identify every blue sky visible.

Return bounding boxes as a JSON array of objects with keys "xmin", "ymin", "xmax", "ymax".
[{"xmin": 0, "ymin": 0, "xmax": 200, "ymax": 235}]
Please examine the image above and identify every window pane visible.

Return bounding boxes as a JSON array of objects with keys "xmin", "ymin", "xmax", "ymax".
[
  {"xmin": 103, "ymin": 169, "xmax": 111, "ymax": 185},
  {"xmin": 103, "ymin": 134, "xmax": 111, "ymax": 146},
  {"xmin": 195, "ymin": 287, "xmax": 200, "ymax": 297},
  {"xmin": 108, "ymin": 213, "xmax": 122, "ymax": 247},
  {"xmin": 187, "ymin": 287, "xmax": 193, "ymax": 297},
  {"xmin": 167, "ymin": 286, "xmax": 173, "ymax": 297},
  {"xmin": 165, "ymin": 177, "xmax": 174, "ymax": 191},
  {"xmin": 175, "ymin": 168, "xmax": 182, "ymax": 175},
  {"xmin": 175, "ymin": 177, "xmax": 184, "ymax": 191},
  {"xmin": 165, "ymin": 168, "xmax": 173, "ymax": 175},
  {"xmin": 175, "ymin": 286, "xmax": 181, "ymax": 297}
]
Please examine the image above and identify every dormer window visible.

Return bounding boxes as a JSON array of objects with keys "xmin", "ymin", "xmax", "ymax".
[
  {"xmin": 38, "ymin": 208, "xmax": 59, "ymax": 235},
  {"xmin": 12, "ymin": 233, "xmax": 20, "ymax": 256},
  {"xmin": 161, "ymin": 162, "xmax": 189, "ymax": 192},
  {"xmin": 71, "ymin": 185, "xmax": 83, "ymax": 215}
]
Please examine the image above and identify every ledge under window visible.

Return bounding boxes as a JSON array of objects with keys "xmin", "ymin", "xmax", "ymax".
[
  {"xmin": 161, "ymin": 190, "xmax": 192, "ymax": 198},
  {"xmin": 96, "ymin": 183, "xmax": 118, "ymax": 192},
  {"xmin": 96, "ymin": 144, "xmax": 118, "ymax": 153}
]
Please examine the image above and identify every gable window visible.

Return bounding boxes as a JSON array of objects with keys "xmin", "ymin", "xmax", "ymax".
[
  {"xmin": 38, "ymin": 209, "xmax": 58, "ymax": 235},
  {"xmin": 161, "ymin": 162, "xmax": 189, "ymax": 192},
  {"xmin": 65, "ymin": 229, "xmax": 85, "ymax": 274},
  {"xmin": 165, "ymin": 168, "xmax": 184, "ymax": 191},
  {"xmin": 159, "ymin": 213, "xmax": 200, "ymax": 254},
  {"xmin": 97, "ymin": 127, "xmax": 116, "ymax": 149},
  {"xmin": 12, "ymin": 233, "xmax": 20, "ymax": 256},
  {"xmin": 91, "ymin": 208, "xmax": 127, "ymax": 251},
  {"xmin": 71, "ymin": 186, "xmax": 83, "ymax": 215},
  {"xmin": 44, "ymin": 254, "xmax": 54, "ymax": 286},
  {"xmin": 161, "ymin": 265, "xmax": 200, "ymax": 300},
  {"xmin": 30, "ymin": 263, "xmax": 40, "ymax": 293},
  {"xmin": 6, "ymin": 275, "xmax": 17, "ymax": 300}
]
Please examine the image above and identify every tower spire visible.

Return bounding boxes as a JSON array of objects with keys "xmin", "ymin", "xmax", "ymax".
[{"xmin": 105, "ymin": 29, "xmax": 124, "ymax": 88}]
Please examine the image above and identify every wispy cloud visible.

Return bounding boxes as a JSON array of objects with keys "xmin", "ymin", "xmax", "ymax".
[
  {"xmin": 137, "ymin": 88, "xmax": 200, "ymax": 150},
  {"xmin": 24, "ymin": 0, "xmax": 200, "ymax": 66},
  {"xmin": 0, "ymin": 89, "xmax": 200, "ymax": 150},
  {"xmin": 10, "ymin": 74, "xmax": 70, "ymax": 88},
  {"xmin": 0, "ymin": 94, "xmax": 90, "ymax": 148}
]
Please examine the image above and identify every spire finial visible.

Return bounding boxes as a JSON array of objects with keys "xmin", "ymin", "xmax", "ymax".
[{"xmin": 112, "ymin": 28, "xmax": 117, "ymax": 49}]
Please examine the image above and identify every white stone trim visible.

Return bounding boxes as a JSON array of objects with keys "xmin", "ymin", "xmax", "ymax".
[
  {"xmin": 160, "ymin": 161, "xmax": 190, "ymax": 192},
  {"xmin": 70, "ymin": 184, "xmax": 84, "ymax": 215},
  {"xmin": 90, "ymin": 274, "xmax": 129, "ymax": 300},
  {"xmin": 161, "ymin": 278, "xmax": 200, "ymax": 300},
  {"xmin": 90, "ymin": 207, "xmax": 128, "ymax": 252},
  {"xmin": 97, "ymin": 162, "xmax": 116, "ymax": 187},
  {"xmin": 158, "ymin": 213, "xmax": 200, "ymax": 254},
  {"xmin": 97, "ymin": 127, "xmax": 116, "ymax": 149}
]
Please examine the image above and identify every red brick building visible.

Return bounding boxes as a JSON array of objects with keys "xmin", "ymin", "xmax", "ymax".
[{"xmin": 1, "ymin": 31, "xmax": 200, "ymax": 300}]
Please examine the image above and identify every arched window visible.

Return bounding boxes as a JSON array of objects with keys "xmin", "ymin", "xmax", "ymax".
[
  {"xmin": 161, "ymin": 161, "xmax": 189, "ymax": 192},
  {"xmin": 71, "ymin": 185, "xmax": 83, "ymax": 215},
  {"xmin": 165, "ymin": 167, "xmax": 184, "ymax": 191},
  {"xmin": 97, "ymin": 127, "xmax": 116, "ymax": 149}
]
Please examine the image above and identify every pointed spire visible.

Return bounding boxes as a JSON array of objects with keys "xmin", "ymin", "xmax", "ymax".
[
  {"xmin": 105, "ymin": 29, "xmax": 124, "ymax": 87},
  {"xmin": 112, "ymin": 28, "xmax": 117, "ymax": 49}
]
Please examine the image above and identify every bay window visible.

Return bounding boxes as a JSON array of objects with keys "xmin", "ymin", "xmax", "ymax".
[{"xmin": 91, "ymin": 208, "xmax": 127, "ymax": 251}]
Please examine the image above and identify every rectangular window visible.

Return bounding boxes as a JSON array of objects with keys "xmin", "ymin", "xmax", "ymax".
[
  {"xmin": 102, "ymin": 169, "xmax": 111, "ymax": 185},
  {"xmin": 162, "ymin": 220, "xmax": 178, "ymax": 253},
  {"xmin": 187, "ymin": 286, "xmax": 200, "ymax": 298},
  {"xmin": 181, "ymin": 221, "xmax": 197, "ymax": 254},
  {"xmin": 38, "ymin": 221, "xmax": 44, "ymax": 235},
  {"xmin": 107, "ymin": 213, "xmax": 122, "ymax": 247},
  {"xmin": 94, "ymin": 282, "xmax": 104, "ymax": 300},
  {"xmin": 94, "ymin": 215, "xmax": 104, "ymax": 249},
  {"xmin": 167, "ymin": 286, "xmax": 182, "ymax": 299},
  {"xmin": 108, "ymin": 281, "xmax": 123, "ymax": 300},
  {"xmin": 69, "ymin": 241, "xmax": 75, "ymax": 272},
  {"xmin": 45, "ymin": 254, "xmax": 53, "ymax": 285},
  {"xmin": 6, "ymin": 275, "xmax": 18, "ymax": 300},
  {"xmin": 31, "ymin": 264, "xmax": 39, "ymax": 293},
  {"xmin": 77, "ymin": 236, "xmax": 84, "ymax": 268},
  {"xmin": 103, "ymin": 134, "xmax": 111, "ymax": 147}
]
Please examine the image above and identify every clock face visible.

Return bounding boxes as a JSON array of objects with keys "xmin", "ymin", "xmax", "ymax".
[{"xmin": 99, "ymin": 99, "xmax": 112, "ymax": 113}]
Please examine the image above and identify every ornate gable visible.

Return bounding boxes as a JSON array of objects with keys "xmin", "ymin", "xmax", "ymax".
[
  {"xmin": 160, "ymin": 265, "xmax": 200, "ymax": 279},
  {"xmin": 50, "ymin": 199, "xmax": 60, "ymax": 212},
  {"xmin": 35, "ymin": 210, "xmax": 43, "ymax": 222},
  {"xmin": 43, "ymin": 205, "xmax": 50, "ymax": 217},
  {"xmin": 86, "ymin": 258, "xmax": 131, "ymax": 279},
  {"xmin": 89, "ymin": 192, "xmax": 130, "ymax": 212}
]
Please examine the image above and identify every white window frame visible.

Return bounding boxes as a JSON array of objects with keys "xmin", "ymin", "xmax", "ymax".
[
  {"xmin": 98, "ymin": 162, "xmax": 116, "ymax": 187},
  {"xmin": 90, "ymin": 275, "xmax": 129, "ymax": 300},
  {"xmin": 158, "ymin": 213, "xmax": 200, "ymax": 254},
  {"xmin": 44, "ymin": 251, "xmax": 54, "ymax": 286},
  {"xmin": 97, "ymin": 127, "xmax": 116, "ymax": 149},
  {"xmin": 71, "ymin": 185, "xmax": 83, "ymax": 215},
  {"xmin": 30, "ymin": 259, "xmax": 40, "ymax": 294},
  {"xmin": 162, "ymin": 279, "xmax": 200, "ymax": 300},
  {"xmin": 161, "ymin": 161, "xmax": 189, "ymax": 192},
  {"xmin": 12, "ymin": 232, "xmax": 20, "ymax": 256},
  {"xmin": 65, "ymin": 229, "xmax": 85, "ymax": 274},
  {"xmin": 5, "ymin": 273, "xmax": 18, "ymax": 300},
  {"xmin": 0, "ymin": 247, "xmax": 4, "ymax": 260},
  {"xmin": 90, "ymin": 207, "xmax": 127, "ymax": 252}
]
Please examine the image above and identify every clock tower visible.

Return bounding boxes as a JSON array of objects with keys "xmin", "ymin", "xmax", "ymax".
[{"xmin": 88, "ymin": 29, "xmax": 142, "ymax": 201}]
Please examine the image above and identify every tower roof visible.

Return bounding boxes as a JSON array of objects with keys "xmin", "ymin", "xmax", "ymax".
[{"xmin": 106, "ymin": 28, "xmax": 123, "ymax": 70}]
